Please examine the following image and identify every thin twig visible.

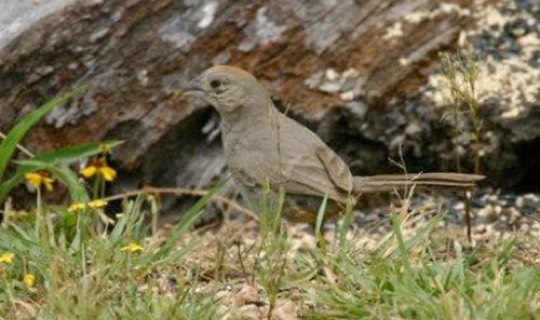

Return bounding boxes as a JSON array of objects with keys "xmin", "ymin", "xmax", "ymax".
[{"xmin": 0, "ymin": 131, "xmax": 35, "ymax": 157}]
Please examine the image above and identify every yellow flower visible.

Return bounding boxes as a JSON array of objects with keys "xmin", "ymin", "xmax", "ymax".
[
  {"xmin": 80, "ymin": 159, "xmax": 117, "ymax": 181},
  {"xmin": 0, "ymin": 252, "xmax": 15, "ymax": 264},
  {"xmin": 121, "ymin": 242, "xmax": 144, "ymax": 253},
  {"xmin": 23, "ymin": 273, "xmax": 36, "ymax": 288},
  {"xmin": 88, "ymin": 199, "xmax": 108, "ymax": 209},
  {"xmin": 68, "ymin": 202, "xmax": 86, "ymax": 212},
  {"xmin": 69, "ymin": 199, "xmax": 108, "ymax": 212},
  {"xmin": 25, "ymin": 171, "xmax": 55, "ymax": 191}
]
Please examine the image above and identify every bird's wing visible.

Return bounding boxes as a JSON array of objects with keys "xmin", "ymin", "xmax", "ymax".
[
  {"xmin": 280, "ymin": 144, "xmax": 353, "ymax": 201},
  {"xmin": 315, "ymin": 145, "xmax": 353, "ymax": 192}
]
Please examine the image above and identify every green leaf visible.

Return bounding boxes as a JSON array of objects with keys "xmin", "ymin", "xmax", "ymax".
[
  {"xmin": 31, "ymin": 140, "xmax": 123, "ymax": 165},
  {"xmin": 0, "ymin": 86, "xmax": 87, "ymax": 183}
]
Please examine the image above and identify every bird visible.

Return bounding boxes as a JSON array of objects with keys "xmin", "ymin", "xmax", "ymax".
[{"xmin": 185, "ymin": 65, "xmax": 484, "ymax": 223}]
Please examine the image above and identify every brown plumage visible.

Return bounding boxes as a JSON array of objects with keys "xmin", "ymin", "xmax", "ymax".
[{"xmin": 186, "ymin": 65, "xmax": 484, "ymax": 223}]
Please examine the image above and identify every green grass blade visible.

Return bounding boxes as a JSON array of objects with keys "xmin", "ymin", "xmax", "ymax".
[
  {"xmin": 315, "ymin": 195, "xmax": 329, "ymax": 240},
  {"xmin": 391, "ymin": 213, "xmax": 412, "ymax": 273},
  {"xmin": 338, "ymin": 199, "xmax": 355, "ymax": 254},
  {"xmin": 0, "ymin": 86, "xmax": 87, "ymax": 182},
  {"xmin": 0, "ymin": 175, "xmax": 20, "ymax": 203}
]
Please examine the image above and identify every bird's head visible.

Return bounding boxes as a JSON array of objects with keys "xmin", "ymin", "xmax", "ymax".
[{"xmin": 185, "ymin": 65, "xmax": 269, "ymax": 116}]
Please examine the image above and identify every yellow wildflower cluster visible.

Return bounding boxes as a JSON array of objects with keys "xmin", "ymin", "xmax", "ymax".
[
  {"xmin": 0, "ymin": 252, "xmax": 37, "ymax": 288},
  {"xmin": 121, "ymin": 242, "xmax": 144, "ymax": 253},
  {"xmin": 68, "ymin": 199, "xmax": 108, "ymax": 212}
]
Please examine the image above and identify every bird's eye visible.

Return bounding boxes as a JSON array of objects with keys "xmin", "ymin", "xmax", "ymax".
[{"xmin": 210, "ymin": 79, "xmax": 221, "ymax": 88}]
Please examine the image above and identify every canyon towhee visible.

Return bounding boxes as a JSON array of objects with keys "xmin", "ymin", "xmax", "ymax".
[{"xmin": 186, "ymin": 65, "xmax": 484, "ymax": 223}]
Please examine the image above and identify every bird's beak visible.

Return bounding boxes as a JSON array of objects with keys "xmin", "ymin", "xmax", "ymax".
[
  {"xmin": 185, "ymin": 77, "xmax": 203, "ymax": 92},
  {"xmin": 179, "ymin": 76, "xmax": 204, "ymax": 100}
]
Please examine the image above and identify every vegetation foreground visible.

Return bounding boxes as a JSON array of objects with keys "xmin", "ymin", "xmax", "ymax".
[{"xmin": 1, "ymin": 184, "xmax": 540, "ymax": 319}]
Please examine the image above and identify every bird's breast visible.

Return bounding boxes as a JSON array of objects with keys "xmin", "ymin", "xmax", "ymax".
[{"xmin": 223, "ymin": 124, "xmax": 285, "ymax": 187}]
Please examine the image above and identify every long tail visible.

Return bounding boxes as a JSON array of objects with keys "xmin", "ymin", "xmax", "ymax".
[{"xmin": 353, "ymin": 172, "xmax": 485, "ymax": 193}]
